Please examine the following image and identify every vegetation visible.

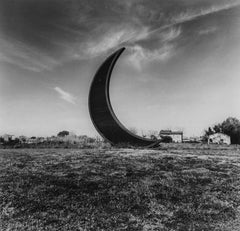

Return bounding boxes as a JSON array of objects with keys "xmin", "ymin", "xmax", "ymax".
[
  {"xmin": 160, "ymin": 136, "xmax": 173, "ymax": 143},
  {"xmin": 204, "ymin": 117, "xmax": 240, "ymax": 144},
  {"xmin": 0, "ymin": 138, "xmax": 20, "ymax": 148},
  {"xmin": 1, "ymin": 145, "xmax": 240, "ymax": 230},
  {"xmin": 57, "ymin": 131, "xmax": 70, "ymax": 137},
  {"xmin": 0, "ymin": 134, "xmax": 108, "ymax": 149}
]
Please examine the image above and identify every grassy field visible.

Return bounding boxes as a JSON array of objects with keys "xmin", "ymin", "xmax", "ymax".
[{"xmin": 1, "ymin": 144, "xmax": 240, "ymax": 230}]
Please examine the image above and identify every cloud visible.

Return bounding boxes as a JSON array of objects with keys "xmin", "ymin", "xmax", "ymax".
[
  {"xmin": 198, "ymin": 27, "xmax": 218, "ymax": 35},
  {"xmin": 0, "ymin": 37, "xmax": 60, "ymax": 72},
  {"xmin": 125, "ymin": 26, "xmax": 181, "ymax": 69},
  {"xmin": 127, "ymin": 44, "xmax": 175, "ymax": 70},
  {"xmin": 122, "ymin": 1, "xmax": 240, "ymax": 70},
  {"xmin": 82, "ymin": 23, "xmax": 182, "ymax": 70},
  {"xmin": 140, "ymin": 1, "xmax": 240, "ymax": 39},
  {"xmin": 171, "ymin": 1, "xmax": 240, "ymax": 25},
  {"xmin": 0, "ymin": 0, "xmax": 239, "ymax": 71},
  {"xmin": 158, "ymin": 27, "xmax": 182, "ymax": 42},
  {"xmin": 83, "ymin": 26, "xmax": 150, "ymax": 57},
  {"xmin": 54, "ymin": 87, "xmax": 76, "ymax": 105},
  {"xmin": 81, "ymin": 1, "xmax": 238, "ymax": 66}
]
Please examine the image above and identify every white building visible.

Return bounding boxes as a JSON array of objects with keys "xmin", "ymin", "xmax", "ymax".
[
  {"xmin": 2, "ymin": 134, "xmax": 15, "ymax": 142},
  {"xmin": 159, "ymin": 130, "xmax": 183, "ymax": 143},
  {"xmin": 208, "ymin": 133, "xmax": 231, "ymax": 145}
]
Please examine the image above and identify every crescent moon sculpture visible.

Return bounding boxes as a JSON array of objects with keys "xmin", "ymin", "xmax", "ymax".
[{"xmin": 88, "ymin": 47, "xmax": 159, "ymax": 147}]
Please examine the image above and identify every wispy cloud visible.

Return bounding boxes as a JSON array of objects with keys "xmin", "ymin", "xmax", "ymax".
[
  {"xmin": 0, "ymin": 37, "xmax": 59, "ymax": 72},
  {"xmin": 158, "ymin": 27, "xmax": 182, "ymax": 42},
  {"xmin": 171, "ymin": 2, "xmax": 240, "ymax": 25},
  {"xmin": 127, "ymin": 44, "xmax": 175, "ymax": 70},
  {"xmin": 198, "ymin": 27, "xmax": 218, "ymax": 35},
  {"xmin": 82, "ymin": 24, "xmax": 182, "ymax": 70},
  {"xmin": 126, "ymin": 26, "xmax": 181, "ymax": 69},
  {"xmin": 0, "ymin": 0, "xmax": 239, "ymax": 71},
  {"xmin": 54, "ymin": 87, "xmax": 76, "ymax": 105},
  {"xmin": 83, "ymin": 26, "xmax": 150, "ymax": 57},
  {"xmin": 138, "ymin": 1, "xmax": 240, "ymax": 40},
  {"xmin": 80, "ymin": 1, "xmax": 239, "ymax": 66},
  {"xmin": 122, "ymin": 1, "xmax": 240, "ymax": 69}
]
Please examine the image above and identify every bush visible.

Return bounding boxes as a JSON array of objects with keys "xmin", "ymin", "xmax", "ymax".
[{"xmin": 160, "ymin": 136, "xmax": 173, "ymax": 143}]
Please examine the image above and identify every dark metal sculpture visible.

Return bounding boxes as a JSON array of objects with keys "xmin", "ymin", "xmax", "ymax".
[{"xmin": 88, "ymin": 47, "xmax": 159, "ymax": 147}]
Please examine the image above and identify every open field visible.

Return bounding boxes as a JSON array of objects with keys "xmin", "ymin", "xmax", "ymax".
[{"xmin": 1, "ymin": 144, "xmax": 240, "ymax": 230}]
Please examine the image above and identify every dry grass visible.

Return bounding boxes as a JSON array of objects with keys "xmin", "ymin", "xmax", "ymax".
[{"xmin": 1, "ymin": 145, "xmax": 240, "ymax": 230}]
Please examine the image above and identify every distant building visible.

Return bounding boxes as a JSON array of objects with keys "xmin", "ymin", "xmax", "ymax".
[
  {"xmin": 159, "ymin": 130, "xmax": 183, "ymax": 143},
  {"xmin": 208, "ymin": 133, "xmax": 231, "ymax": 145},
  {"xmin": 183, "ymin": 136, "xmax": 203, "ymax": 143},
  {"xmin": 2, "ymin": 134, "xmax": 15, "ymax": 142}
]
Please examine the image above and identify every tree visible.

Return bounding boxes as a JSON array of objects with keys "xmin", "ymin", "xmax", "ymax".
[
  {"xmin": 205, "ymin": 127, "xmax": 214, "ymax": 136},
  {"xmin": 57, "ymin": 130, "xmax": 69, "ymax": 137},
  {"xmin": 0, "ymin": 137, "xmax": 4, "ymax": 144},
  {"xmin": 213, "ymin": 124, "xmax": 222, "ymax": 133},
  {"xmin": 221, "ymin": 117, "xmax": 240, "ymax": 144},
  {"xmin": 160, "ymin": 136, "xmax": 173, "ymax": 143},
  {"xmin": 204, "ymin": 117, "xmax": 240, "ymax": 144}
]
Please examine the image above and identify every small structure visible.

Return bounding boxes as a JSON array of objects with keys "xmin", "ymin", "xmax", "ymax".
[
  {"xmin": 208, "ymin": 133, "xmax": 231, "ymax": 145},
  {"xmin": 159, "ymin": 130, "xmax": 183, "ymax": 143},
  {"xmin": 2, "ymin": 134, "xmax": 15, "ymax": 142},
  {"xmin": 183, "ymin": 136, "xmax": 203, "ymax": 143}
]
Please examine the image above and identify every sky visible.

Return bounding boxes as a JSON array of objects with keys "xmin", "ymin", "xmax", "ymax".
[{"xmin": 0, "ymin": 0, "xmax": 240, "ymax": 137}]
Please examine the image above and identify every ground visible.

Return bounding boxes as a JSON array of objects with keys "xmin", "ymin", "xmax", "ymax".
[{"xmin": 1, "ymin": 144, "xmax": 240, "ymax": 231}]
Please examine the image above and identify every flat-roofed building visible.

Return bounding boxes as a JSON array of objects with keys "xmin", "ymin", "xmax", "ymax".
[{"xmin": 159, "ymin": 130, "xmax": 183, "ymax": 143}]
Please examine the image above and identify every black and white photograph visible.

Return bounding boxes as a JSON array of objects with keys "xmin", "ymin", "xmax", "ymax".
[{"xmin": 1, "ymin": 0, "xmax": 240, "ymax": 230}]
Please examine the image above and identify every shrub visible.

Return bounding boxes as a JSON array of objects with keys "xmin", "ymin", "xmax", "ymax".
[{"xmin": 160, "ymin": 136, "xmax": 173, "ymax": 143}]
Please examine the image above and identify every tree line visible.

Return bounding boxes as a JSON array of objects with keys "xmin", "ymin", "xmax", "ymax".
[{"xmin": 205, "ymin": 117, "xmax": 240, "ymax": 144}]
